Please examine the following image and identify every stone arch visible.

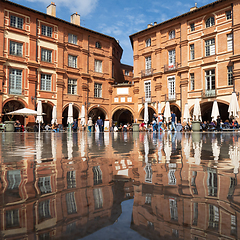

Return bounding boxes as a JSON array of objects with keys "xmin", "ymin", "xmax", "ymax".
[
  {"xmin": 62, "ymin": 103, "xmax": 81, "ymax": 127},
  {"xmin": 111, "ymin": 105, "xmax": 134, "ymax": 126},
  {"xmin": 40, "ymin": 101, "xmax": 54, "ymax": 124},
  {"xmin": 88, "ymin": 105, "xmax": 109, "ymax": 119},
  {"xmin": 162, "ymin": 103, "xmax": 181, "ymax": 122},
  {"xmin": 138, "ymin": 105, "xmax": 157, "ymax": 123}
]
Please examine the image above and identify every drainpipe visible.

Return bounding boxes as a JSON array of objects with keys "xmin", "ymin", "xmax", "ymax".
[
  {"xmin": 231, "ymin": 3, "xmax": 235, "ymax": 92},
  {"xmin": 87, "ymin": 35, "xmax": 90, "ymax": 117}
]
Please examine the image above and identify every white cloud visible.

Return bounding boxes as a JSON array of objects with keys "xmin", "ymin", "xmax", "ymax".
[{"xmin": 16, "ymin": 0, "xmax": 98, "ymax": 16}]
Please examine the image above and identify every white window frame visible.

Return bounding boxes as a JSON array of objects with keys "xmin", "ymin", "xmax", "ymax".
[
  {"xmin": 125, "ymin": 70, "xmax": 129, "ymax": 76},
  {"xmin": 41, "ymin": 25, "xmax": 52, "ymax": 37},
  {"xmin": 169, "ymin": 198, "xmax": 178, "ymax": 221},
  {"xmin": 10, "ymin": 41, "xmax": 23, "ymax": 57},
  {"xmin": 6, "ymin": 209, "xmax": 19, "ymax": 228},
  {"xmin": 168, "ymin": 49, "xmax": 176, "ymax": 66},
  {"xmin": 10, "ymin": 15, "xmax": 23, "ymax": 29},
  {"xmin": 7, "ymin": 170, "xmax": 21, "ymax": 189},
  {"xmin": 145, "ymin": 164, "xmax": 152, "ymax": 183},
  {"xmin": 190, "ymin": 23, "xmax": 195, "ymax": 32},
  {"xmin": 146, "ymin": 38, "xmax": 151, "ymax": 47},
  {"xmin": 169, "ymin": 30, "xmax": 175, "ymax": 39},
  {"xmin": 227, "ymin": 33, "xmax": 233, "ymax": 52},
  {"xmin": 68, "ymin": 33, "xmax": 77, "ymax": 44},
  {"xmin": 207, "ymin": 168, "xmax": 218, "ymax": 196},
  {"xmin": 9, "ymin": 69, "xmax": 22, "ymax": 95},
  {"xmin": 145, "ymin": 56, "xmax": 151, "ymax": 70},
  {"xmin": 38, "ymin": 199, "xmax": 51, "ymax": 219},
  {"xmin": 41, "ymin": 49, "xmax": 52, "ymax": 62},
  {"xmin": 94, "ymin": 83, "xmax": 102, "ymax": 98},
  {"xmin": 205, "ymin": 39, "xmax": 215, "ymax": 56},
  {"xmin": 94, "ymin": 59, "xmax": 102, "ymax": 73},
  {"xmin": 205, "ymin": 69, "xmax": 215, "ymax": 91},
  {"xmin": 168, "ymin": 169, "xmax": 176, "ymax": 185},
  {"xmin": 209, "ymin": 205, "xmax": 219, "ymax": 229},
  {"xmin": 67, "ymin": 171, "xmax": 76, "ymax": 188},
  {"xmin": 66, "ymin": 192, "xmax": 77, "ymax": 214},
  {"xmin": 68, "ymin": 79, "xmax": 77, "ymax": 95},
  {"xmin": 93, "ymin": 188, "xmax": 103, "ymax": 209},
  {"xmin": 206, "ymin": 17, "xmax": 215, "ymax": 28},
  {"xmin": 190, "ymin": 44, "xmax": 195, "ymax": 60},
  {"xmin": 38, "ymin": 176, "xmax": 52, "ymax": 194},
  {"xmin": 226, "ymin": 11, "xmax": 232, "ymax": 20},
  {"xmin": 168, "ymin": 76, "xmax": 176, "ymax": 100},
  {"xmin": 144, "ymin": 80, "xmax": 151, "ymax": 102},
  {"xmin": 41, "ymin": 74, "xmax": 51, "ymax": 91},
  {"xmin": 68, "ymin": 55, "xmax": 77, "ymax": 68},
  {"xmin": 95, "ymin": 42, "xmax": 101, "ymax": 49}
]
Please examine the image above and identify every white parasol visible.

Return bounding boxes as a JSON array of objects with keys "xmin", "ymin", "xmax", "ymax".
[
  {"xmin": 144, "ymin": 134, "xmax": 149, "ymax": 164},
  {"xmin": 193, "ymin": 98, "xmax": 201, "ymax": 121},
  {"xmin": 36, "ymin": 100, "xmax": 44, "ymax": 133},
  {"xmin": 144, "ymin": 102, "xmax": 148, "ymax": 124},
  {"xmin": 228, "ymin": 92, "xmax": 240, "ymax": 119},
  {"xmin": 183, "ymin": 103, "xmax": 191, "ymax": 123},
  {"xmin": 164, "ymin": 102, "xmax": 171, "ymax": 123},
  {"xmin": 51, "ymin": 105, "xmax": 57, "ymax": 125},
  {"xmin": 211, "ymin": 100, "xmax": 220, "ymax": 122},
  {"xmin": 229, "ymin": 145, "xmax": 239, "ymax": 174},
  {"xmin": 158, "ymin": 102, "xmax": 161, "ymax": 114},
  {"xmin": 80, "ymin": 104, "xmax": 86, "ymax": 126}
]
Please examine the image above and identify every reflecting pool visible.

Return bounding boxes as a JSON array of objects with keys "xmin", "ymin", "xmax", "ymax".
[{"xmin": 1, "ymin": 132, "xmax": 240, "ymax": 239}]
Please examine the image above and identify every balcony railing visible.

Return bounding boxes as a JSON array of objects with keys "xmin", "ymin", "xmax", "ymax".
[
  {"xmin": 202, "ymin": 89, "xmax": 216, "ymax": 98},
  {"xmin": 164, "ymin": 63, "xmax": 180, "ymax": 72},
  {"xmin": 165, "ymin": 94, "xmax": 176, "ymax": 102},
  {"xmin": 141, "ymin": 68, "xmax": 153, "ymax": 77}
]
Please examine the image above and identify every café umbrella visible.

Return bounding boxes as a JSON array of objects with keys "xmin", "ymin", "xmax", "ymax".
[
  {"xmin": 144, "ymin": 102, "xmax": 148, "ymax": 124},
  {"xmin": 158, "ymin": 102, "xmax": 161, "ymax": 114},
  {"xmin": 228, "ymin": 92, "xmax": 240, "ymax": 119},
  {"xmin": 80, "ymin": 104, "xmax": 86, "ymax": 126},
  {"xmin": 67, "ymin": 103, "xmax": 74, "ymax": 132},
  {"xmin": 164, "ymin": 102, "xmax": 171, "ymax": 123},
  {"xmin": 36, "ymin": 100, "xmax": 44, "ymax": 133},
  {"xmin": 211, "ymin": 100, "xmax": 220, "ymax": 122},
  {"xmin": 193, "ymin": 98, "xmax": 201, "ymax": 121},
  {"xmin": 183, "ymin": 103, "xmax": 191, "ymax": 123},
  {"xmin": 51, "ymin": 105, "xmax": 57, "ymax": 125}
]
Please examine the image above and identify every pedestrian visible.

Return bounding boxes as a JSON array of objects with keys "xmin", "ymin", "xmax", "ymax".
[
  {"xmin": 14, "ymin": 119, "xmax": 21, "ymax": 132},
  {"xmin": 170, "ymin": 111, "xmax": 176, "ymax": 131},
  {"xmin": 157, "ymin": 113, "xmax": 164, "ymax": 131},
  {"xmin": 97, "ymin": 116, "xmax": 103, "ymax": 132},
  {"xmin": 72, "ymin": 119, "xmax": 78, "ymax": 132},
  {"xmin": 87, "ymin": 117, "xmax": 93, "ymax": 132},
  {"xmin": 152, "ymin": 118, "xmax": 157, "ymax": 132},
  {"xmin": 216, "ymin": 115, "xmax": 221, "ymax": 131}
]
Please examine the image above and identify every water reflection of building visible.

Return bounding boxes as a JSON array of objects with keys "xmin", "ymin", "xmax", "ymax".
[{"xmin": 131, "ymin": 134, "xmax": 240, "ymax": 240}]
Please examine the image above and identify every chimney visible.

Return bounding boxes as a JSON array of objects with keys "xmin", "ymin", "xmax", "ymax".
[
  {"xmin": 47, "ymin": 2, "xmax": 56, "ymax": 17},
  {"xmin": 190, "ymin": 2, "xmax": 198, "ymax": 11},
  {"xmin": 154, "ymin": 22, "xmax": 157, "ymax": 26},
  {"xmin": 147, "ymin": 23, "xmax": 153, "ymax": 28},
  {"xmin": 71, "ymin": 12, "xmax": 80, "ymax": 26}
]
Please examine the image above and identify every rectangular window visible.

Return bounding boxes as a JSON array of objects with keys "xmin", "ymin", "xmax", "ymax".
[
  {"xmin": 205, "ymin": 69, "xmax": 215, "ymax": 91},
  {"xmin": 144, "ymin": 80, "xmax": 151, "ymax": 102},
  {"xmin": 226, "ymin": 11, "xmax": 232, "ymax": 20},
  {"xmin": 10, "ymin": 15, "xmax": 23, "ymax": 29},
  {"xmin": 145, "ymin": 56, "xmax": 151, "ymax": 70},
  {"xmin": 169, "ymin": 30, "xmax": 175, "ymax": 39},
  {"xmin": 38, "ymin": 176, "xmax": 52, "ymax": 194},
  {"xmin": 169, "ymin": 49, "xmax": 176, "ymax": 66},
  {"xmin": 93, "ymin": 188, "xmax": 103, "ymax": 209},
  {"xmin": 7, "ymin": 170, "xmax": 21, "ymax": 190},
  {"xmin": 193, "ymin": 202, "xmax": 198, "ymax": 225},
  {"xmin": 169, "ymin": 198, "xmax": 178, "ymax": 221},
  {"xmin": 190, "ymin": 44, "xmax": 195, "ymax": 60},
  {"xmin": 207, "ymin": 168, "xmax": 217, "ymax": 197},
  {"xmin": 94, "ymin": 60, "xmax": 102, "ymax": 73},
  {"xmin": 145, "ymin": 164, "xmax": 152, "ymax": 183},
  {"xmin": 92, "ymin": 166, "xmax": 102, "ymax": 185},
  {"xmin": 228, "ymin": 177, "xmax": 236, "ymax": 198},
  {"xmin": 94, "ymin": 83, "xmax": 102, "ymax": 98},
  {"xmin": 9, "ymin": 69, "xmax": 22, "ymax": 95},
  {"xmin": 41, "ymin": 49, "xmax": 52, "ymax": 62},
  {"xmin": 68, "ymin": 79, "xmax": 77, "ymax": 94},
  {"xmin": 41, "ymin": 74, "xmax": 51, "ymax": 91},
  {"xmin": 168, "ymin": 76, "xmax": 175, "ymax": 100},
  {"xmin": 66, "ymin": 192, "xmax": 77, "ymax": 214},
  {"xmin": 41, "ymin": 25, "xmax": 52, "ymax": 37},
  {"xmin": 125, "ymin": 70, "xmax": 129, "ymax": 76},
  {"xmin": 205, "ymin": 39, "xmax": 215, "ymax": 56},
  {"xmin": 68, "ymin": 33, "xmax": 77, "ymax": 44},
  {"xmin": 67, "ymin": 171, "xmax": 76, "ymax": 188},
  {"xmin": 209, "ymin": 205, "xmax": 219, "ymax": 229},
  {"xmin": 38, "ymin": 200, "xmax": 51, "ymax": 220},
  {"xmin": 68, "ymin": 55, "xmax": 77, "ymax": 68},
  {"xmin": 6, "ymin": 209, "xmax": 19, "ymax": 228},
  {"xmin": 10, "ymin": 41, "xmax": 22, "ymax": 57},
  {"xmin": 231, "ymin": 215, "xmax": 237, "ymax": 235},
  {"xmin": 190, "ymin": 23, "xmax": 195, "ymax": 31},
  {"xmin": 168, "ymin": 169, "xmax": 176, "ymax": 185},
  {"xmin": 228, "ymin": 66, "xmax": 233, "ymax": 86},
  {"xmin": 227, "ymin": 33, "xmax": 233, "ymax": 51},
  {"xmin": 190, "ymin": 73, "xmax": 195, "ymax": 90},
  {"xmin": 145, "ymin": 194, "xmax": 152, "ymax": 205}
]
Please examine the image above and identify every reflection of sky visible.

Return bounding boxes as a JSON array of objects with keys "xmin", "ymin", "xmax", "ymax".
[{"xmin": 81, "ymin": 199, "xmax": 147, "ymax": 240}]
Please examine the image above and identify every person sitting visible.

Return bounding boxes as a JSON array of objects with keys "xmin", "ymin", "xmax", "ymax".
[
  {"xmin": 123, "ymin": 124, "xmax": 127, "ymax": 132},
  {"xmin": 14, "ymin": 120, "xmax": 21, "ymax": 132},
  {"xmin": 234, "ymin": 120, "xmax": 239, "ymax": 129},
  {"xmin": 208, "ymin": 121, "xmax": 216, "ymax": 131},
  {"xmin": 45, "ymin": 124, "xmax": 51, "ymax": 131},
  {"xmin": 139, "ymin": 122, "xmax": 145, "ymax": 131},
  {"xmin": 223, "ymin": 120, "xmax": 230, "ymax": 129},
  {"xmin": 52, "ymin": 123, "xmax": 59, "ymax": 132},
  {"xmin": 184, "ymin": 123, "xmax": 191, "ymax": 131}
]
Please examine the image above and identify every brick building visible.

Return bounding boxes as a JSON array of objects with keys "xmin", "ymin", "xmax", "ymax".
[
  {"xmin": 130, "ymin": 0, "xmax": 240, "ymax": 122},
  {"xmin": 0, "ymin": 0, "xmax": 133, "ymax": 129}
]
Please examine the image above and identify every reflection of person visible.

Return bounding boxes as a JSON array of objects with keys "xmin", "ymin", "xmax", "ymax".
[
  {"xmin": 95, "ymin": 122, "xmax": 99, "ymax": 132},
  {"xmin": 170, "ymin": 111, "xmax": 176, "ymax": 131},
  {"xmin": 87, "ymin": 117, "xmax": 93, "ymax": 132},
  {"xmin": 14, "ymin": 120, "xmax": 21, "ymax": 132},
  {"xmin": 97, "ymin": 116, "xmax": 103, "ymax": 132},
  {"xmin": 72, "ymin": 119, "xmax": 78, "ymax": 132}
]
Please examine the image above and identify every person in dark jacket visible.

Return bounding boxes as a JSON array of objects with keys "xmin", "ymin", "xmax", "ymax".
[
  {"xmin": 72, "ymin": 119, "xmax": 78, "ymax": 132},
  {"xmin": 97, "ymin": 116, "xmax": 103, "ymax": 132}
]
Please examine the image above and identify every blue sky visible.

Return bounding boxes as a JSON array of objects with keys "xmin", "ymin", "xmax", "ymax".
[{"xmin": 10, "ymin": 0, "xmax": 214, "ymax": 65}]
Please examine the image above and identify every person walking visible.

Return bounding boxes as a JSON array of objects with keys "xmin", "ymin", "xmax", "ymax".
[
  {"xmin": 157, "ymin": 113, "xmax": 164, "ymax": 131},
  {"xmin": 170, "ymin": 111, "xmax": 176, "ymax": 131},
  {"xmin": 216, "ymin": 115, "xmax": 221, "ymax": 131},
  {"xmin": 87, "ymin": 117, "xmax": 93, "ymax": 132},
  {"xmin": 72, "ymin": 119, "xmax": 78, "ymax": 132},
  {"xmin": 97, "ymin": 116, "xmax": 103, "ymax": 132}
]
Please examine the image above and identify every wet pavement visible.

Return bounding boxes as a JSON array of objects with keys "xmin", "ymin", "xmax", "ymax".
[{"xmin": 0, "ymin": 131, "xmax": 240, "ymax": 239}]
